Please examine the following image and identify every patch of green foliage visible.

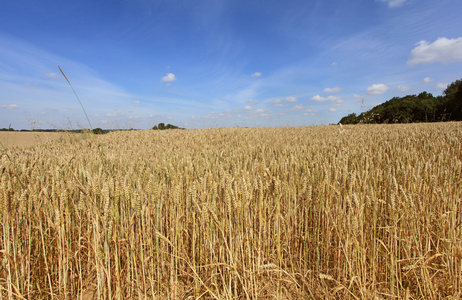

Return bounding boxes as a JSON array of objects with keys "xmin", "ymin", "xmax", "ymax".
[
  {"xmin": 92, "ymin": 128, "xmax": 108, "ymax": 134},
  {"xmin": 339, "ymin": 79, "xmax": 462, "ymax": 124},
  {"xmin": 152, "ymin": 123, "xmax": 184, "ymax": 130}
]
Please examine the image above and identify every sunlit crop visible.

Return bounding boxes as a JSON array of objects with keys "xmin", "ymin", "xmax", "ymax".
[{"xmin": 1, "ymin": 122, "xmax": 461, "ymax": 299}]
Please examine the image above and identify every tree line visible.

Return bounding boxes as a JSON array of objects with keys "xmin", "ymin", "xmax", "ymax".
[
  {"xmin": 339, "ymin": 79, "xmax": 462, "ymax": 124},
  {"xmin": 152, "ymin": 123, "xmax": 183, "ymax": 130},
  {"xmin": 1, "ymin": 124, "xmax": 184, "ymax": 133}
]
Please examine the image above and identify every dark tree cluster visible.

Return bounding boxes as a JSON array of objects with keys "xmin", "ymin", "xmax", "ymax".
[
  {"xmin": 152, "ymin": 123, "xmax": 183, "ymax": 130},
  {"xmin": 339, "ymin": 79, "xmax": 462, "ymax": 124},
  {"xmin": 92, "ymin": 128, "xmax": 108, "ymax": 134}
]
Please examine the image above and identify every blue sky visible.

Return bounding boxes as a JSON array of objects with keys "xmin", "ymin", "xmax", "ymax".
[{"xmin": 1, "ymin": 0, "xmax": 461, "ymax": 129}]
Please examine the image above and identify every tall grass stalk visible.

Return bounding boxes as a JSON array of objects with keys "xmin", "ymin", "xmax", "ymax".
[{"xmin": 58, "ymin": 65, "xmax": 92, "ymax": 130}]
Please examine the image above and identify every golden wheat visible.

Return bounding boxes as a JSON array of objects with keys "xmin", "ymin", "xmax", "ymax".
[{"xmin": 0, "ymin": 122, "xmax": 461, "ymax": 299}]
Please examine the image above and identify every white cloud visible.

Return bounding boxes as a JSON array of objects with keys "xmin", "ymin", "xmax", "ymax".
[
  {"xmin": 44, "ymin": 72, "xmax": 58, "ymax": 78},
  {"xmin": 1, "ymin": 104, "xmax": 18, "ymax": 109},
  {"xmin": 273, "ymin": 100, "xmax": 284, "ymax": 107},
  {"xmin": 422, "ymin": 77, "xmax": 434, "ymax": 84},
  {"xmin": 329, "ymin": 107, "xmax": 338, "ymax": 112},
  {"xmin": 435, "ymin": 82, "xmax": 449, "ymax": 90},
  {"xmin": 244, "ymin": 105, "xmax": 252, "ymax": 110},
  {"xmin": 161, "ymin": 73, "xmax": 177, "ymax": 82},
  {"xmin": 378, "ymin": 0, "xmax": 406, "ymax": 8},
  {"xmin": 133, "ymin": 100, "xmax": 141, "ymax": 104},
  {"xmin": 245, "ymin": 99, "xmax": 259, "ymax": 105},
  {"xmin": 251, "ymin": 72, "xmax": 262, "ymax": 77},
  {"xmin": 407, "ymin": 37, "xmax": 462, "ymax": 66},
  {"xmin": 366, "ymin": 84, "xmax": 389, "ymax": 95},
  {"xmin": 304, "ymin": 107, "xmax": 317, "ymax": 113},
  {"xmin": 291, "ymin": 104, "xmax": 304, "ymax": 111},
  {"xmin": 353, "ymin": 94, "xmax": 363, "ymax": 99},
  {"xmin": 204, "ymin": 112, "xmax": 216, "ymax": 119},
  {"xmin": 324, "ymin": 86, "xmax": 342, "ymax": 93},
  {"xmin": 272, "ymin": 99, "xmax": 284, "ymax": 107},
  {"xmin": 284, "ymin": 96, "xmax": 297, "ymax": 102},
  {"xmin": 311, "ymin": 95, "xmax": 344, "ymax": 102},
  {"xmin": 397, "ymin": 85, "xmax": 410, "ymax": 92},
  {"xmin": 331, "ymin": 62, "xmax": 338, "ymax": 66},
  {"xmin": 311, "ymin": 95, "xmax": 324, "ymax": 102},
  {"xmin": 66, "ymin": 106, "xmax": 78, "ymax": 110},
  {"xmin": 106, "ymin": 113, "xmax": 125, "ymax": 117}
]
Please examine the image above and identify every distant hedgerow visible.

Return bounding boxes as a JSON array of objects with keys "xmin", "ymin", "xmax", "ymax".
[{"xmin": 152, "ymin": 123, "xmax": 183, "ymax": 130}]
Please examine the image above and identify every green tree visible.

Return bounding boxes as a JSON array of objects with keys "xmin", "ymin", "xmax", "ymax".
[
  {"xmin": 443, "ymin": 79, "xmax": 462, "ymax": 120},
  {"xmin": 92, "ymin": 128, "xmax": 105, "ymax": 134},
  {"xmin": 165, "ymin": 123, "xmax": 179, "ymax": 129},
  {"xmin": 152, "ymin": 123, "xmax": 182, "ymax": 130},
  {"xmin": 339, "ymin": 113, "xmax": 359, "ymax": 124}
]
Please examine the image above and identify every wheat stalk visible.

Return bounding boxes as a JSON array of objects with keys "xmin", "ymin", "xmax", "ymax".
[{"xmin": 58, "ymin": 65, "xmax": 93, "ymax": 130}]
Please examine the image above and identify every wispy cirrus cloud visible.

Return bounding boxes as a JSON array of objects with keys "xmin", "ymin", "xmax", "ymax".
[
  {"xmin": 284, "ymin": 96, "xmax": 297, "ymax": 102},
  {"xmin": 378, "ymin": 0, "xmax": 407, "ymax": 8},
  {"xmin": 397, "ymin": 85, "xmax": 410, "ymax": 92},
  {"xmin": 291, "ymin": 104, "xmax": 304, "ymax": 111},
  {"xmin": 0, "ymin": 34, "xmax": 200, "ymax": 129},
  {"xmin": 304, "ymin": 107, "xmax": 318, "ymax": 116},
  {"xmin": 272, "ymin": 99, "xmax": 283, "ymax": 107},
  {"xmin": 1, "ymin": 104, "xmax": 18, "ymax": 109},
  {"xmin": 324, "ymin": 86, "xmax": 341, "ymax": 93},
  {"xmin": 311, "ymin": 95, "xmax": 343, "ymax": 102},
  {"xmin": 106, "ymin": 113, "xmax": 125, "ymax": 117},
  {"xmin": 44, "ymin": 73, "xmax": 59, "ymax": 78}
]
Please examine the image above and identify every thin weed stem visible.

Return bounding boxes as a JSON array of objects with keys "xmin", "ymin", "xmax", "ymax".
[{"xmin": 58, "ymin": 65, "xmax": 93, "ymax": 130}]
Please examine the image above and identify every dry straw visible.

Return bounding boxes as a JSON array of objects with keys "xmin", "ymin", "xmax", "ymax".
[{"xmin": 0, "ymin": 122, "xmax": 461, "ymax": 298}]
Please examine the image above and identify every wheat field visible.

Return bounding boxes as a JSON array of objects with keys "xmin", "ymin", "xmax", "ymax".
[
  {"xmin": 1, "ymin": 122, "xmax": 461, "ymax": 299},
  {"xmin": 0, "ymin": 132, "xmax": 65, "ymax": 148}
]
